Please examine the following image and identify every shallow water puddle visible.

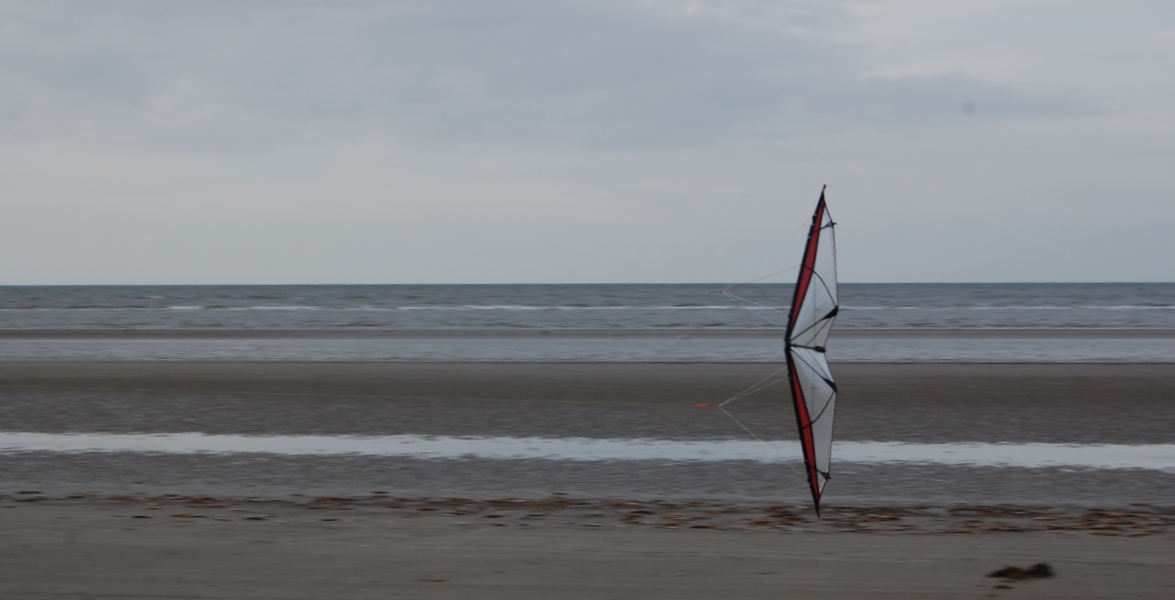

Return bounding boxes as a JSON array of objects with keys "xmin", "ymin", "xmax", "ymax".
[{"xmin": 2, "ymin": 432, "xmax": 1173, "ymax": 471}]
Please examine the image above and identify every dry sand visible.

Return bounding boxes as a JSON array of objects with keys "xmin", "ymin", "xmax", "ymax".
[{"xmin": 2, "ymin": 494, "xmax": 1173, "ymax": 599}]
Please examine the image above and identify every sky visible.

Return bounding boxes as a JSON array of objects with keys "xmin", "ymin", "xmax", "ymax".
[{"xmin": 0, "ymin": 0, "xmax": 1172, "ymax": 284}]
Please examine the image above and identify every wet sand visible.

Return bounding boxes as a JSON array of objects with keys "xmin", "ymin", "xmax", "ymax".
[
  {"xmin": 3, "ymin": 362, "xmax": 1175, "ymax": 505},
  {"xmin": 2, "ymin": 327, "xmax": 1173, "ymax": 339},
  {"xmin": 2, "ymin": 361, "xmax": 1173, "ymax": 443},
  {"xmin": 2, "ymin": 495, "xmax": 1173, "ymax": 599},
  {"xmin": 3, "ymin": 362, "xmax": 1175, "ymax": 597}
]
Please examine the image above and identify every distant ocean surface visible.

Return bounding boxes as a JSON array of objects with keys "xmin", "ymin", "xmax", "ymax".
[{"xmin": 1, "ymin": 283, "xmax": 1173, "ymax": 362}]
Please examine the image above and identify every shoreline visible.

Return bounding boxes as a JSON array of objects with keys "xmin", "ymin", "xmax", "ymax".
[{"xmin": 1, "ymin": 327, "xmax": 1174, "ymax": 339}]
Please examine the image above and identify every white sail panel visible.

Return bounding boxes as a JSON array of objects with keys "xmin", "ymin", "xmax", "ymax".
[
  {"xmin": 789, "ymin": 346, "xmax": 836, "ymax": 495},
  {"xmin": 789, "ymin": 204, "xmax": 838, "ymax": 349}
]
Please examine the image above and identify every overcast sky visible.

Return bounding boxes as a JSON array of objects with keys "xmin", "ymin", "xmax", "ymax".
[{"xmin": 1, "ymin": 0, "xmax": 1171, "ymax": 284}]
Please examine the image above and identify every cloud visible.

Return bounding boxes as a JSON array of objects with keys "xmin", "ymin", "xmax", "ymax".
[
  {"xmin": 4, "ymin": 1, "xmax": 1165, "ymax": 285},
  {"xmin": 0, "ymin": 0, "xmax": 1093, "ymax": 151}
]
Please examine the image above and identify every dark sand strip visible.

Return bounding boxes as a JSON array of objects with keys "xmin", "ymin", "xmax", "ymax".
[
  {"xmin": 2, "ymin": 362, "xmax": 1173, "ymax": 443},
  {"xmin": 2, "ymin": 496, "xmax": 1173, "ymax": 600},
  {"xmin": 2, "ymin": 327, "xmax": 1173, "ymax": 339}
]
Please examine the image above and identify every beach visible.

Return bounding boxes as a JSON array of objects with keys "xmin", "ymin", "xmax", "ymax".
[
  {"xmin": 3, "ymin": 493, "xmax": 1173, "ymax": 599},
  {"xmin": 2, "ymin": 360, "xmax": 1174, "ymax": 597},
  {"xmin": 4, "ymin": 361, "xmax": 1175, "ymax": 505},
  {"xmin": 2, "ymin": 283, "xmax": 1175, "ymax": 597},
  {"xmin": 3, "ymin": 361, "xmax": 1171, "ymax": 444}
]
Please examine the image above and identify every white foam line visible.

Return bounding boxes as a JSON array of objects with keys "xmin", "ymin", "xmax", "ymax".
[{"xmin": 2, "ymin": 433, "xmax": 1174, "ymax": 471}]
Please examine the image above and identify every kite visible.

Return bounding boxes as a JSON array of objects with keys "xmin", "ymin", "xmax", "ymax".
[
  {"xmin": 707, "ymin": 187, "xmax": 839, "ymax": 514},
  {"xmin": 785, "ymin": 187, "xmax": 839, "ymax": 513}
]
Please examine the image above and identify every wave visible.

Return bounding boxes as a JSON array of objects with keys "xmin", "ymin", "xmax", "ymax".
[{"xmin": 1, "ymin": 304, "xmax": 1172, "ymax": 312}]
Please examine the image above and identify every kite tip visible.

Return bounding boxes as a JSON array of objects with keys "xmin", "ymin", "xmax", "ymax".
[{"xmin": 695, "ymin": 404, "xmax": 711, "ymax": 408}]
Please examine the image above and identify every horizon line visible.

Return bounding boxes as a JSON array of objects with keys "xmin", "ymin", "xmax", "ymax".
[{"xmin": 0, "ymin": 281, "xmax": 1172, "ymax": 287}]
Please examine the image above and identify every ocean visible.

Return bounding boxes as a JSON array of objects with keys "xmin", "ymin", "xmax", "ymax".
[
  {"xmin": 1, "ymin": 283, "xmax": 1173, "ymax": 362},
  {"xmin": 3, "ymin": 283, "xmax": 1174, "ymax": 506}
]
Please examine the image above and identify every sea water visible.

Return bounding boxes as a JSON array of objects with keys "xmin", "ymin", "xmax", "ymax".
[
  {"xmin": 0, "ymin": 283, "xmax": 1172, "ymax": 362},
  {"xmin": 3, "ymin": 284, "xmax": 1173, "ymax": 503}
]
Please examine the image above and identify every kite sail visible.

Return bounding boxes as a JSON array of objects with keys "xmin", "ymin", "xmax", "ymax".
[
  {"xmin": 705, "ymin": 187, "xmax": 838, "ymax": 514},
  {"xmin": 785, "ymin": 187, "xmax": 839, "ymax": 514}
]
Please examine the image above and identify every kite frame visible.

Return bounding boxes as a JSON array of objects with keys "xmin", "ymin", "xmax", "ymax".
[{"xmin": 784, "ymin": 187, "xmax": 838, "ymax": 515}]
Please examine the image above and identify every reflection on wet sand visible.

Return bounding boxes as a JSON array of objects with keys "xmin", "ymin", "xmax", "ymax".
[{"xmin": 3, "ymin": 432, "xmax": 1173, "ymax": 472}]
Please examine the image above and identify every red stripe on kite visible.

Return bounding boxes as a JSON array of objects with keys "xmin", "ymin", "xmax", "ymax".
[
  {"xmin": 786, "ymin": 190, "xmax": 829, "ymax": 514},
  {"xmin": 786, "ymin": 195, "xmax": 826, "ymax": 342}
]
